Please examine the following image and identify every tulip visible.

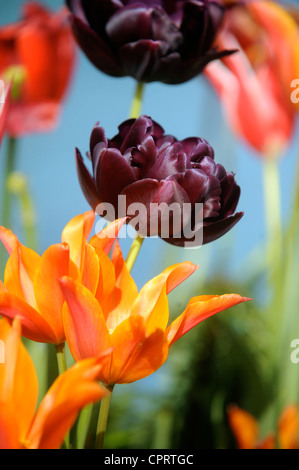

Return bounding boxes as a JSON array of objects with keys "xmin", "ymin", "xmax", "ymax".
[
  {"xmin": 204, "ymin": 0, "xmax": 296, "ymax": 157},
  {"xmin": 228, "ymin": 404, "xmax": 299, "ymax": 449},
  {"xmin": 0, "ymin": 1, "xmax": 76, "ymax": 136},
  {"xmin": 0, "ymin": 211, "xmax": 125, "ymax": 344},
  {"xmin": 65, "ymin": 0, "xmax": 234, "ymax": 84},
  {"xmin": 0, "ymin": 317, "xmax": 107, "ymax": 449},
  {"xmin": 60, "ymin": 237, "xmax": 250, "ymax": 385},
  {"xmin": 76, "ymin": 115, "xmax": 243, "ymax": 247}
]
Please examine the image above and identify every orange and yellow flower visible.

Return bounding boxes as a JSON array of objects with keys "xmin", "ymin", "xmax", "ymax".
[
  {"xmin": 228, "ymin": 404, "xmax": 299, "ymax": 449},
  {"xmin": 205, "ymin": 0, "xmax": 297, "ymax": 158},
  {"xmin": 0, "ymin": 317, "xmax": 107, "ymax": 449},
  {"xmin": 0, "ymin": 210, "xmax": 124, "ymax": 345},
  {"xmin": 60, "ymin": 236, "xmax": 249, "ymax": 385}
]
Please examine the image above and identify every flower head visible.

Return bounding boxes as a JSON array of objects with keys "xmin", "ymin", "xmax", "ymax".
[
  {"xmin": 0, "ymin": 317, "xmax": 107, "ymax": 449},
  {"xmin": 65, "ymin": 0, "xmax": 234, "ymax": 84},
  {"xmin": 0, "ymin": 1, "xmax": 76, "ymax": 136},
  {"xmin": 228, "ymin": 404, "xmax": 299, "ymax": 449},
  {"xmin": 0, "ymin": 211, "xmax": 125, "ymax": 344},
  {"xmin": 76, "ymin": 115, "xmax": 243, "ymax": 247},
  {"xmin": 59, "ymin": 237, "xmax": 249, "ymax": 385},
  {"xmin": 205, "ymin": 0, "xmax": 296, "ymax": 157}
]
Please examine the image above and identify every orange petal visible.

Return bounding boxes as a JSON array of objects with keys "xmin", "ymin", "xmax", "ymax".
[
  {"xmin": 0, "ymin": 227, "xmax": 40, "ymax": 307},
  {"xmin": 26, "ymin": 357, "xmax": 107, "ymax": 449},
  {"xmin": 131, "ymin": 262, "xmax": 198, "ymax": 329},
  {"xmin": 61, "ymin": 211, "xmax": 95, "ymax": 269},
  {"xmin": 0, "ymin": 317, "xmax": 38, "ymax": 445},
  {"xmin": 33, "ymin": 243, "xmax": 71, "ymax": 343},
  {"xmin": 167, "ymin": 294, "xmax": 250, "ymax": 346},
  {"xmin": 60, "ymin": 277, "xmax": 111, "ymax": 362},
  {"xmin": 0, "ymin": 292, "xmax": 56, "ymax": 343},
  {"xmin": 93, "ymin": 249, "xmax": 118, "ymax": 318},
  {"xmin": 227, "ymin": 405, "xmax": 259, "ymax": 449},
  {"xmin": 278, "ymin": 405, "xmax": 299, "ymax": 449},
  {"xmin": 89, "ymin": 217, "xmax": 127, "ymax": 255},
  {"xmin": 80, "ymin": 243, "xmax": 100, "ymax": 295},
  {"xmin": 107, "ymin": 315, "xmax": 168, "ymax": 384},
  {"xmin": 105, "ymin": 240, "xmax": 138, "ymax": 331}
]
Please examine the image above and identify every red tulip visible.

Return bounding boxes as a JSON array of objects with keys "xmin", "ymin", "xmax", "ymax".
[{"xmin": 0, "ymin": 2, "xmax": 76, "ymax": 137}]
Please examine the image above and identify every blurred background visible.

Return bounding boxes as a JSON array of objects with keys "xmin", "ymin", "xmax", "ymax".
[{"xmin": 1, "ymin": 0, "xmax": 299, "ymax": 449}]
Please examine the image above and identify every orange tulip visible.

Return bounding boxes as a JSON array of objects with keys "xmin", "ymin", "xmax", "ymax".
[
  {"xmin": 0, "ymin": 1, "xmax": 76, "ymax": 137},
  {"xmin": 205, "ymin": 0, "xmax": 296, "ymax": 158},
  {"xmin": 228, "ymin": 404, "xmax": 299, "ymax": 449},
  {"xmin": 60, "ymin": 238, "xmax": 250, "ymax": 385},
  {"xmin": 0, "ymin": 316, "xmax": 107, "ymax": 449},
  {"xmin": 0, "ymin": 210, "xmax": 125, "ymax": 345}
]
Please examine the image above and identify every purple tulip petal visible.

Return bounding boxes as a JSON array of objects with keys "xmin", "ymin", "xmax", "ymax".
[
  {"xmin": 95, "ymin": 147, "xmax": 137, "ymax": 208},
  {"xmin": 70, "ymin": 15, "xmax": 122, "ymax": 76},
  {"xmin": 75, "ymin": 148, "xmax": 101, "ymax": 210}
]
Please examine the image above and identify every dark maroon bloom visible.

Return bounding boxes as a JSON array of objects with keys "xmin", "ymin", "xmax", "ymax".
[
  {"xmin": 75, "ymin": 115, "xmax": 243, "ymax": 246},
  {"xmin": 65, "ymin": 0, "xmax": 235, "ymax": 84}
]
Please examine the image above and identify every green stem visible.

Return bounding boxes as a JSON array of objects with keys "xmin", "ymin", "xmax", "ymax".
[
  {"xmin": 2, "ymin": 136, "xmax": 17, "ymax": 229},
  {"xmin": 125, "ymin": 233, "xmax": 144, "ymax": 273},
  {"xmin": 55, "ymin": 343, "xmax": 70, "ymax": 449},
  {"xmin": 76, "ymin": 403, "xmax": 94, "ymax": 449},
  {"xmin": 129, "ymin": 82, "xmax": 144, "ymax": 118},
  {"xmin": 95, "ymin": 384, "xmax": 114, "ymax": 449},
  {"xmin": 7, "ymin": 172, "xmax": 38, "ymax": 251},
  {"xmin": 262, "ymin": 158, "xmax": 283, "ymax": 305}
]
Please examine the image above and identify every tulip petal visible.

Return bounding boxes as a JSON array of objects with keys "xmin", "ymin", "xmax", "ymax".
[
  {"xmin": 60, "ymin": 277, "xmax": 111, "ymax": 362},
  {"xmin": 131, "ymin": 261, "xmax": 198, "ymax": 332},
  {"xmin": 61, "ymin": 210, "xmax": 95, "ymax": 268},
  {"xmin": 167, "ymin": 294, "xmax": 250, "ymax": 346},
  {"xmin": 0, "ymin": 292, "xmax": 57, "ymax": 343},
  {"xmin": 33, "ymin": 243, "xmax": 71, "ymax": 343},
  {"xmin": 75, "ymin": 147, "xmax": 101, "ymax": 210},
  {"xmin": 107, "ymin": 315, "xmax": 168, "ymax": 384},
  {"xmin": 26, "ymin": 357, "xmax": 107, "ymax": 449},
  {"xmin": 89, "ymin": 217, "xmax": 127, "ymax": 255},
  {"xmin": 105, "ymin": 240, "xmax": 138, "ymax": 331},
  {"xmin": 202, "ymin": 212, "xmax": 244, "ymax": 245},
  {"xmin": 278, "ymin": 405, "xmax": 299, "ymax": 449},
  {"xmin": 70, "ymin": 15, "xmax": 121, "ymax": 76},
  {"xmin": 0, "ymin": 318, "xmax": 38, "ymax": 445},
  {"xmin": 96, "ymin": 147, "xmax": 136, "ymax": 209},
  {"xmin": 227, "ymin": 405, "xmax": 259, "ymax": 449}
]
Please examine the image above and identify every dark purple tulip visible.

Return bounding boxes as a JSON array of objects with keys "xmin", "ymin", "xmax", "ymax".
[
  {"xmin": 76, "ymin": 115, "xmax": 243, "ymax": 247},
  {"xmin": 65, "ymin": 0, "xmax": 235, "ymax": 84}
]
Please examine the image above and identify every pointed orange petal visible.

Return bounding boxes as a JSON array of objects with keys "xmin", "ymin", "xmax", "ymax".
[
  {"xmin": 61, "ymin": 211, "xmax": 95, "ymax": 269},
  {"xmin": 278, "ymin": 405, "xmax": 299, "ymax": 449},
  {"xmin": 1, "ymin": 229, "xmax": 40, "ymax": 307},
  {"xmin": 0, "ymin": 318, "xmax": 38, "ymax": 445},
  {"xmin": 33, "ymin": 243, "xmax": 71, "ymax": 343},
  {"xmin": 0, "ymin": 292, "xmax": 56, "ymax": 343},
  {"xmin": 107, "ymin": 315, "xmax": 168, "ymax": 384},
  {"xmin": 105, "ymin": 240, "xmax": 138, "ymax": 331},
  {"xmin": 0, "ymin": 226, "xmax": 20, "ymax": 255},
  {"xmin": 167, "ymin": 294, "xmax": 250, "ymax": 346},
  {"xmin": 60, "ymin": 277, "xmax": 111, "ymax": 362},
  {"xmin": 80, "ymin": 243, "xmax": 100, "ymax": 295},
  {"xmin": 131, "ymin": 262, "xmax": 198, "ymax": 328},
  {"xmin": 89, "ymin": 217, "xmax": 127, "ymax": 255},
  {"xmin": 26, "ymin": 358, "xmax": 107, "ymax": 449},
  {"xmin": 228, "ymin": 405, "xmax": 259, "ymax": 449},
  {"xmin": 93, "ymin": 249, "xmax": 118, "ymax": 318}
]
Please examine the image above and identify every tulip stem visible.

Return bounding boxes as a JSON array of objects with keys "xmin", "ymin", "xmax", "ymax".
[
  {"xmin": 7, "ymin": 172, "xmax": 38, "ymax": 251},
  {"xmin": 262, "ymin": 158, "xmax": 282, "ymax": 289},
  {"xmin": 129, "ymin": 81, "xmax": 144, "ymax": 118},
  {"xmin": 95, "ymin": 384, "xmax": 114, "ymax": 449},
  {"xmin": 55, "ymin": 343, "xmax": 71, "ymax": 449},
  {"xmin": 1, "ymin": 136, "xmax": 17, "ymax": 228},
  {"xmin": 125, "ymin": 233, "xmax": 144, "ymax": 273}
]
